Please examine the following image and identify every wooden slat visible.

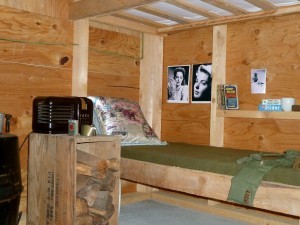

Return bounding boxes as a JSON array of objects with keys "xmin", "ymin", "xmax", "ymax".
[
  {"xmin": 218, "ymin": 110, "xmax": 300, "ymax": 120},
  {"xmin": 139, "ymin": 33, "xmax": 163, "ymax": 137},
  {"xmin": 157, "ymin": 4, "xmax": 300, "ymax": 34},
  {"xmin": 72, "ymin": 19, "xmax": 89, "ymax": 97},
  {"xmin": 113, "ymin": 12, "xmax": 167, "ymax": 28},
  {"xmin": 136, "ymin": 5, "xmax": 190, "ymax": 24},
  {"xmin": 210, "ymin": 25, "xmax": 227, "ymax": 147},
  {"xmin": 121, "ymin": 158, "xmax": 300, "ymax": 217},
  {"xmin": 201, "ymin": 0, "xmax": 249, "ymax": 15},
  {"xmin": 69, "ymin": 0, "xmax": 161, "ymax": 20},
  {"xmin": 244, "ymin": 0, "xmax": 277, "ymax": 10},
  {"xmin": 90, "ymin": 15, "xmax": 159, "ymax": 35},
  {"xmin": 164, "ymin": 0, "xmax": 221, "ymax": 19}
]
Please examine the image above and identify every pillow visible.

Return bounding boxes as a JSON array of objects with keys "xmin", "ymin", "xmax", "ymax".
[{"xmin": 88, "ymin": 96, "xmax": 167, "ymax": 146}]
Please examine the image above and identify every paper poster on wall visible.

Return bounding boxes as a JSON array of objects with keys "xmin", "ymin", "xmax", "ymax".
[
  {"xmin": 251, "ymin": 69, "xmax": 267, "ymax": 94},
  {"xmin": 167, "ymin": 65, "xmax": 190, "ymax": 103},
  {"xmin": 191, "ymin": 63, "xmax": 212, "ymax": 103}
]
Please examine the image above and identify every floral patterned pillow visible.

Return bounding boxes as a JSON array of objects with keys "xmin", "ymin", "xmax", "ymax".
[{"xmin": 88, "ymin": 96, "xmax": 166, "ymax": 146}]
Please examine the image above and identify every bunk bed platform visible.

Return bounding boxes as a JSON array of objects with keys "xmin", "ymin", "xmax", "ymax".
[{"xmin": 120, "ymin": 143, "xmax": 300, "ymax": 217}]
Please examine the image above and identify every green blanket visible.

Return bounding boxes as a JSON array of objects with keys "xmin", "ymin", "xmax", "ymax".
[
  {"xmin": 121, "ymin": 143, "xmax": 300, "ymax": 187},
  {"xmin": 227, "ymin": 150, "xmax": 300, "ymax": 206}
]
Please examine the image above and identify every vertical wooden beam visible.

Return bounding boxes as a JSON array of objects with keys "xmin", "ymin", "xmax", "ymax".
[
  {"xmin": 139, "ymin": 33, "xmax": 163, "ymax": 138},
  {"xmin": 210, "ymin": 25, "xmax": 227, "ymax": 147},
  {"xmin": 72, "ymin": 19, "xmax": 89, "ymax": 97}
]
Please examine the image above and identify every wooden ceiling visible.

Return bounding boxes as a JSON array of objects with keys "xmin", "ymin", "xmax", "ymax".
[{"xmin": 69, "ymin": 0, "xmax": 300, "ymax": 34}]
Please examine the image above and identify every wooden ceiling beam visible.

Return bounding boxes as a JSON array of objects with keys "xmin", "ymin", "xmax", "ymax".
[
  {"xmin": 244, "ymin": 0, "xmax": 277, "ymax": 11},
  {"xmin": 90, "ymin": 16, "xmax": 160, "ymax": 35},
  {"xmin": 164, "ymin": 0, "xmax": 221, "ymax": 19},
  {"xmin": 201, "ymin": 0, "xmax": 249, "ymax": 15},
  {"xmin": 136, "ymin": 5, "xmax": 190, "ymax": 24},
  {"xmin": 69, "ymin": 0, "xmax": 161, "ymax": 20},
  {"xmin": 113, "ymin": 12, "xmax": 167, "ymax": 28}
]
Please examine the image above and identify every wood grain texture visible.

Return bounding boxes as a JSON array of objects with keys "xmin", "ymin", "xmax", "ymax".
[
  {"xmin": 87, "ymin": 27, "xmax": 141, "ymax": 101},
  {"xmin": 72, "ymin": 19, "xmax": 89, "ymax": 96},
  {"xmin": 139, "ymin": 33, "xmax": 163, "ymax": 137},
  {"xmin": 0, "ymin": 5, "xmax": 73, "ymax": 43},
  {"xmin": 225, "ymin": 13, "xmax": 300, "ymax": 151},
  {"xmin": 0, "ymin": 6, "xmax": 74, "ymax": 215},
  {"xmin": 0, "ymin": 0, "xmax": 70, "ymax": 19},
  {"xmin": 89, "ymin": 26, "xmax": 141, "ymax": 59},
  {"xmin": 87, "ymin": 71, "xmax": 140, "ymax": 101},
  {"xmin": 162, "ymin": 27, "xmax": 213, "ymax": 144},
  {"xmin": 210, "ymin": 25, "xmax": 227, "ymax": 147}
]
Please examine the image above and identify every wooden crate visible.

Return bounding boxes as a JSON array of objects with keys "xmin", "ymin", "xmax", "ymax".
[{"xmin": 27, "ymin": 133, "xmax": 120, "ymax": 225}]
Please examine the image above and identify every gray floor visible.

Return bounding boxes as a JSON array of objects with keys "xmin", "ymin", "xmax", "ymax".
[{"xmin": 119, "ymin": 200, "xmax": 252, "ymax": 225}]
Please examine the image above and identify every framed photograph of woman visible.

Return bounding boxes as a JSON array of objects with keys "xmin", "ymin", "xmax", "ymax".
[
  {"xmin": 191, "ymin": 63, "xmax": 212, "ymax": 103},
  {"xmin": 167, "ymin": 65, "xmax": 190, "ymax": 103}
]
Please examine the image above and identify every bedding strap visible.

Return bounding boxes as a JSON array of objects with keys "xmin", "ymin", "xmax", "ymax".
[{"xmin": 227, "ymin": 150, "xmax": 299, "ymax": 206}]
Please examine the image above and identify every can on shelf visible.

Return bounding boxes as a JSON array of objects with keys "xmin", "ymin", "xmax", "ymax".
[{"xmin": 68, "ymin": 119, "xmax": 78, "ymax": 136}]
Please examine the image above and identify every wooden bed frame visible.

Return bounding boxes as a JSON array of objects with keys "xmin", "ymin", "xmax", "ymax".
[{"xmin": 121, "ymin": 158, "xmax": 300, "ymax": 218}]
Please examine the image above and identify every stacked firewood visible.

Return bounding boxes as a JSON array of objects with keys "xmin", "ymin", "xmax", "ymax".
[{"xmin": 76, "ymin": 150, "xmax": 119, "ymax": 225}]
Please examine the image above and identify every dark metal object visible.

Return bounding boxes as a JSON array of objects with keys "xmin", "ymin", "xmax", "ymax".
[{"xmin": 0, "ymin": 134, "xmax": 23, "ymax": 225}]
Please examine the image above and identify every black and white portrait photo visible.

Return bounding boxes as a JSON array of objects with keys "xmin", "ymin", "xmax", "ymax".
[
  {"xmin": 192, "ymin": 63, "xmax": 212, "ymax": 103},
  {"xmin": 167, "ymin": 65, "xmax": 190, "ymax": 103}
]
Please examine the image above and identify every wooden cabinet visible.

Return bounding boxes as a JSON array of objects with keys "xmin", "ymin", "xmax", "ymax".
[{"xmin": 27, "ymin": 133, "xmax": 121, "ymax": 225}]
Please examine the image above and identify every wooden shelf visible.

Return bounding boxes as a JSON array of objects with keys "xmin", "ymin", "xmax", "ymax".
[{"xmin": 216, "ymin": 109, "xmax": 300, "ymax": 120}]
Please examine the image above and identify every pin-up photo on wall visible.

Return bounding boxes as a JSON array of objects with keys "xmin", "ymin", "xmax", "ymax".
[
  {"xmin": 167, "ymin": 65, "xmax": 190, "ymax": 103},
  {"xmin": 191, "ymin": 63, "xmax": 212, "ymax": 103}
]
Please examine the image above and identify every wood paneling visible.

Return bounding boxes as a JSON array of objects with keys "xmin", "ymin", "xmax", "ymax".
[
  {"xmin": 0, "ymin": 0, "xmax": 70, "ymax": 19},
  {"xmin": 162, "ymin": 27, "xmax": 213, "ymax": 145},
  {"xmin": 88, "ymin": 71, "xmax": 140, "ymax": 101},
  {"xmin": 224, "ymin": 118, "xmax": 300, "ymax": 152},
  {"xmin": 89, "ymin": 26, "xmax": 141, "ymax": 59},
  {"xmin": 225, "ymin": 13, "xmax": 300, "ymax": 152},
  {"xmin": 87, "ymin": 27, "xmax": 141, "ymax": 101},
  {"xmin": 0, "ymin": 6, "xmax": 73, "ymax": 214}
]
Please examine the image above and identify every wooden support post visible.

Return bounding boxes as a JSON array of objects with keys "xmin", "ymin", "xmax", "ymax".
[
  {"xmin": 139, "ymin": 33, "xmax": 163, "ymax": 138},
  {"xmin": 72, "ymin": 19, "xmax": 89, "ymax": 97},
  {"xmin": 210, "ymin": 25, "xmax": 227, "ymax": 147}
]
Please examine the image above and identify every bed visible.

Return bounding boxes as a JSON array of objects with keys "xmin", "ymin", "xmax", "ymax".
[
  {"xmin": 120, "ymin": 143, "xmax": 300, "ymax": 217},
  {"xmin": 89, "ymin": 96, "xmax": 300, "ymax": 217}
]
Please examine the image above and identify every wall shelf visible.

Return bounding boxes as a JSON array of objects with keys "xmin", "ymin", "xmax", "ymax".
[{"xmin": 217, "ymin": 109, "xmax": 300, "ymax": 120}]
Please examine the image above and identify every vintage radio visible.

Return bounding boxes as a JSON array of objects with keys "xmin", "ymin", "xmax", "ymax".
[{"xmin": 32, "ymin": 96, "xmax": 93, "ymax": 134}]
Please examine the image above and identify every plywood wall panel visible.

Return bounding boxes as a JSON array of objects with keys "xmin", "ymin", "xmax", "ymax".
[
  {"xmin": 89, "ymin": 27, "xmax": 141, "ymax": 59},
  {"xmin": 0, "ymin": 0, "xmax": 70, "ymax": 19},
  {"xmin": 162, "ymin": 27, "xmax": 213, "ymax": 144},
  {"xmin": 224, "ymin": 118, "xmax": 300, "ymax": 153},
  {"xmin": 88, "ymin": 72, "xmax": 140, "ymax": 101},
  {"xmin": 0, "ymin": 41, "xmax": 72, "ymax": 68},
  {"xmin": 227, "ymin": 14, "xmax": 300, "ymax": 110},
  {"xmin": 161, "ymin": 120, "xmax": 210, "ymax": 145},
  {"xmin": 88, "ymin": 51, "xmax": 140, "ymax": 76},
  {"xmin": 88, "ymin": 27, "xmax": 141, "ymax": 101},
  {"xmin": 224, "ymin": 14, "xmax": 300, "ymax": 151},
  {"xmin": 0, "ymin": 5, "xmax": 73, "ymax": 44}
]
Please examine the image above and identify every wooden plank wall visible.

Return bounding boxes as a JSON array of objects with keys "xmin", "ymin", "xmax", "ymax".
[
  {"xmin": 162, "ymin": 27, "xmax": 213, "ymax": 145},
  {"xmin": 225, "ymin": 13, "xmax": 300, "ymax": 152},
  {"xmin": 0, "ymin": 4, "xmax": 142, "ymax": 214},
  {"xmin": 87, "ymin": 22, "xmax": 141, "ymax": 101},
  {"xmin": 163, "ymin": 13, "xmax": 300, "ymax": 152},
  {"xmin": 0, "ymin": 5, "xmax": 73, "ymax": 213},
  {"xmin": 0, "ymin": 0, "xmax": 69, "ymax": 19}
]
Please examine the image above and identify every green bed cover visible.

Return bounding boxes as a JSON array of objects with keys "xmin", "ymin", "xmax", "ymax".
[{"xmin": 121, "ymin": 142, "xmax": 300, "ymax": 187}]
